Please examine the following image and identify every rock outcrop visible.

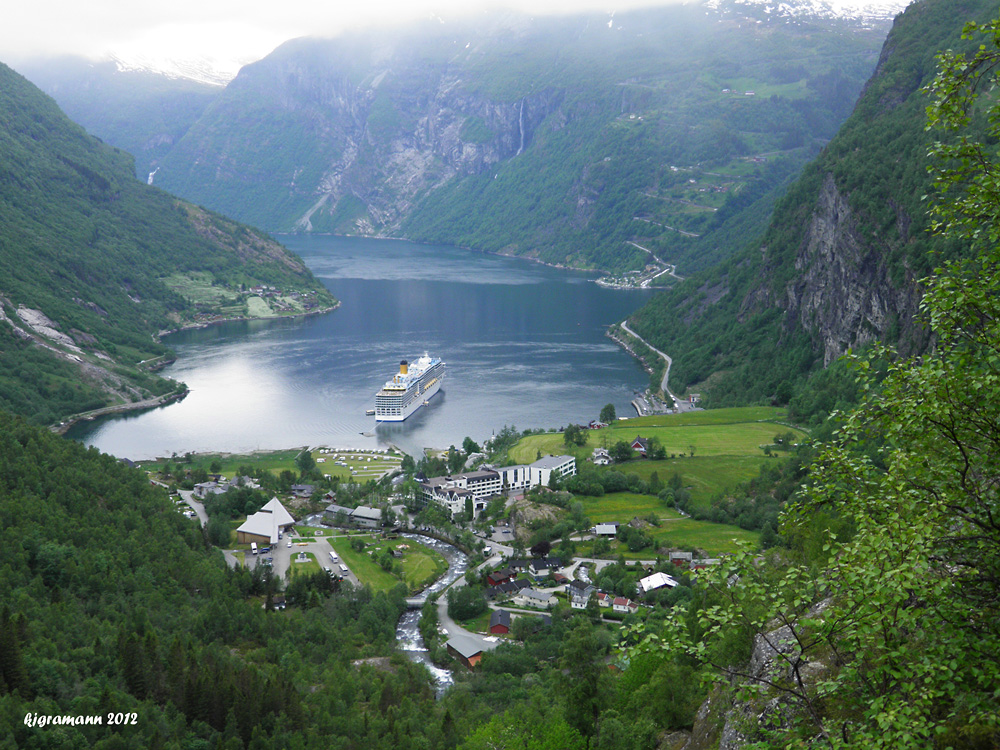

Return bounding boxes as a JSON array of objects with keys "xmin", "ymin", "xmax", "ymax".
[{"xmin": 778, "ymin": 173, "xmax": 925, "ymax": 365}]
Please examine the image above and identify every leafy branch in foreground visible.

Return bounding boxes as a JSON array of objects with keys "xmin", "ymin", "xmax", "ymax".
[{"xmin": 633, "ymin": 14, "xmax": 1000, "ymax": 749}]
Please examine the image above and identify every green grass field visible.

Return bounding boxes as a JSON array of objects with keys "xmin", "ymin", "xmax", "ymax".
[
  {"xmin": 508, "ymin": 406, "xmax": 803, "ymax": 465},
  {"xmin": 138, "ymin": 447, "xmax": 403, "ymax": 483},
  {"xmin": 505, "ymin": 408, "xmax": 795, "ymax": 554},
  {"xmin": 288, "ymin": 551, "xmax": 321, "ymax": 578},
  {"xmin": 329, "ymin": 536, "xmax": 447, "ymax": 593},
  {"xmin": 578, "ymin": 492, "xmax": 758, "ymax": 554}
]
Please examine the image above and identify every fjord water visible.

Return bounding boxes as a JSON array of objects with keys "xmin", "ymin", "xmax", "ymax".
[{"xmin": 74, "ymin": 236, "xmax": 655, "ymax": 459}]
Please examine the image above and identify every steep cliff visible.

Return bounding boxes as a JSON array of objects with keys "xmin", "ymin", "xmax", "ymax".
[
  {"xmin": 133, "ymin": 3, "xmax": 890, "ymax": 272},
  {"xmin": 629, "ymin": 0, "xmax": 991, "ymax": 406}
]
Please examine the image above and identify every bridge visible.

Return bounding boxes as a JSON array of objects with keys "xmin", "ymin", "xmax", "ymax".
[{"xmin": 405, "ymin": 597, "xmax": 427, "ymax": 609}]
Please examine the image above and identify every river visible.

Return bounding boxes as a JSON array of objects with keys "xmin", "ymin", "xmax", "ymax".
[
  {"xmin": 71, "ymin": 235, "xmax": 655, "ymax": 459},
  {"xmin": 395, "ymin": 534, "xmax": 470, "ymax": 696}
]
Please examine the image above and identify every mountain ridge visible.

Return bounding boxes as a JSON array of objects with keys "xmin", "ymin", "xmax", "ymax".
[
  {"xmin": 627, "ymin": 0, "xmax": 990, "ymax": 410},
  {"xmin": 0, "ymin": 61, "xmax": 336, "ymax": 426},
  {"xmin": 24, "ymin": 1, "xmax": 895, "ymax": 274}
]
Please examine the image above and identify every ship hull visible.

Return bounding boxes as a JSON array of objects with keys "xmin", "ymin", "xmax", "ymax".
[{"xmin": 374, "ymin": 378, "xmax": 443, "ymax": 422}]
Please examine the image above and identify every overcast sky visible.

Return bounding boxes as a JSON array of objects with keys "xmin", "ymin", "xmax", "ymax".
[{"xmin": 3, "ymin": 0, "xmax": 904, "ymax": 69}]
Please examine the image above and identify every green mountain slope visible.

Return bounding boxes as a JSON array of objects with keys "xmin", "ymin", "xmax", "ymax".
[
  {"xmin": 15, "ymin": 56, "xmax": 219, "ymax": 181},
  {"xmin": 0, "ymin": 62, "xmax": 335, "ymax": 426},
  {"xmin": 627, "ymin": 0, "xmax": 991, "ymax": 409},
  {"xmin": 0, "ymin": 410, "xmax": 433, "ymax": 748},
  {"xmin": 81, "ymin": 3, "xmax": 892, "ymax": 274}
]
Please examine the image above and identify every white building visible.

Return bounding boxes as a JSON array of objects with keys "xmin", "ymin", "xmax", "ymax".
[
  {"xmin": 419, "ymin": 455, "xmax": 577, "ymax": 520},
  {"xmin": 638, "ymin": 571, "xmax": 679, "ymax": 595}
]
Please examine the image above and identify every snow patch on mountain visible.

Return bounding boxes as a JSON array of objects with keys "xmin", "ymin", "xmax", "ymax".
[{"xmin": 109, "ymin": 53, "xmax": 243, "ymax": 87}]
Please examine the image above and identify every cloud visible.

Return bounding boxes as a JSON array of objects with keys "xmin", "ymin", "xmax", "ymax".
[{"xmin": 2, "ymin": 0, "xmax": 681, "ymax": 63}]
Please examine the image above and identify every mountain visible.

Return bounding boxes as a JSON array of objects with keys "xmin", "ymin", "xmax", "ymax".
[
  {"xmin": 626, "ymin": 0, "xmax": 991, "ymax": 412},
  {"xmin": 0, "ymin": 61, "xmax": 335, "ymax": 426},
  {"xmin": 16, "ymin": 56, "xmax": 220, "ymax": 181},
  {"xmin": 27, "ymin": 1, "xmax": 897, "ymax": 274}
]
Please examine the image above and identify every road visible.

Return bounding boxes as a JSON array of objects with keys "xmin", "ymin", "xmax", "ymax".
[{"xmin": 619, "ymin": 319, "xmax": 700, "ymax": 413}]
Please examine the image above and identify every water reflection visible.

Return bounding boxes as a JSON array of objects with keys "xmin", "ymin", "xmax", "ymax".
[{"xmin": 72, "ymin": 236, "xmax": 654, "ymax": 459}]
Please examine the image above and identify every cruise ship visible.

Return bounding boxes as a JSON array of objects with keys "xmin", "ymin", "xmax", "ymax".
[{"xmin": 373, "ymin": 354, "xmax": 446, "ymax": 422}]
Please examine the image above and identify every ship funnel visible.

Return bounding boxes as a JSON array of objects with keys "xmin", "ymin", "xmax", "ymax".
[{"xmin": 400, "ymin": 360, "xmax": 409, "ymax": 375}]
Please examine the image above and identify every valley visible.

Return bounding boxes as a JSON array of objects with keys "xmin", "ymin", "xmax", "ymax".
[{"xmin": 3, "ymin": 0, "xmax": 1000, "ymax": 748}]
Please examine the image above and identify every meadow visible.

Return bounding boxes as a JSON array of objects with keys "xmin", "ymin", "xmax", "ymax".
[
  {"xmin": 329, "ymin": 535, "xmax": 447, "ymax": 594},
  {"xmin": 509, "ymin": 407, "xmax": 806, "ymax": 552},
  {"xmin": 577, "ymin": 492, "xmax": 759, "ymax": 555}
]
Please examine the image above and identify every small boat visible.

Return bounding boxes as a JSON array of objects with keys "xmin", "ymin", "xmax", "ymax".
[{"xmin": 365, "ymin": 409, "xmax": 376, "ymax": 416}]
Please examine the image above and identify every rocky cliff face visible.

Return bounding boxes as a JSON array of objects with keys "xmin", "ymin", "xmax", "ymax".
[
  {"xmin": 777, "ymin": 173, "xmax": 925, "ymax": 365},
  {"xmin": 294, "ymin": 77, "xmax": 564, "ymax": 233},
  {"xmin": 156, "ymin": 33, "xmax": 568, "ymax": 236}
]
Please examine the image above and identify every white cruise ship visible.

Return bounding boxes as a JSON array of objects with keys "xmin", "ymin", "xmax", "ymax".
[{"xmin": 373, "ymin": 354, "xmax": 446, "ymax": 422}]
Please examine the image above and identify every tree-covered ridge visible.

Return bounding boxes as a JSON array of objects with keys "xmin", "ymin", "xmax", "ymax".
[
  {"xmin": 0, "ymin": 61, "xmax": 336, "ymax": 425},
  {"xmin": 627, "ymin": 0, "xmax": 997, "ymax": 408},
  {"xmin": 17, "ymin": 55, "xmax": 219, "ymax": 182},
  {"xmin": 633, "ymin": 11, "xmax": 1000, "ymax": 746},
  {"xmin": 75, "ymin": 4, "xmax": 893, "ymax": 274},
  {"xmin": 0, "ymin": 410, "xmax": 439, "ymax": 749}
]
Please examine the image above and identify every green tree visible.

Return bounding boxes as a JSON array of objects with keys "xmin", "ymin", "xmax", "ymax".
[
  {"xmin": 296, "ymin": 450, "xmax": 316, "ymax": 478},
  {"xmin": 599, "ymin": 403, "xmax": 616, "ymax": 423},
  {"xmin": 563, "ymin": 423, "xmax": 587, "ymax": 447},
  {"xmin": 642, "ymin": 22, "xmax": 1000, "ymax": 746},
  {"xmin": 462, "ymin": 436, "xmax": 481, "ymax": 454},
  {"xmin": 561, "ymin": 622, "xmax": 609, "ymax": 740},
  {"xmin": 610, "ymin": 441, "xmax": 634, "ymax": 463},
  {"xmin": 447, "ymin": 445, "xmax": 465, "ymax": 474}
]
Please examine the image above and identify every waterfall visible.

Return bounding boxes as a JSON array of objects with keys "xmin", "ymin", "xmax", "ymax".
[{"xmin": 516, "ymin": 99, "xmax": 526, "ymax": 156}]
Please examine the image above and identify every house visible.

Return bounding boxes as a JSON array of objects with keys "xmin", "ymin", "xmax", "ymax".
[
  {"xmin": 489, "ymin": 609, "xmax": 511, "ymax": 635},
  {"xmin": 323, "ymin": 503, "xmax": 355, "ymax": 525},
  {"xmin": 351, "ymin": 505, "xmax": 382, "ymax": 529},
  {"xmin": 290, "ymin": 484, "xmax": 315, "ymax": 499},
  {"xmin": 507, "ymin": 558, "xmax": 530, "ymax": 572},
  {"xmin": 529, "ymin": 557, "xmax": 561, "ymax": 576},
  {"xmin": 594, "ymin": 522, "xmax": 620, "ymax": 537},
  {"xmin": 669, "ymin": 551, "xmax": 694, "ymax": 568},
  {"xmin": 514, "ymin": 588, "xmax": 557, "ymax": 609},
  {"xmin": 495, "ymin": 579, "xmax": 530, "ymax": 598},
  {"xmin": 612, "ymin": 596, "xmax": 640, "ymax": 614},
  {"xmin": 193, "ymin": 481, "xmax": 230, "ymax": 499},
  {"xmin": 638, "ymin": 571, "xmax": 679, "ymax": 595},
  {"xmin": 568, "ymin": 579, "xmax": 597, "ymax": 609},
  {"xmin": 487, "ymin": 568, "xmax": 515, "ymax": 587},
  {"xmin": 630, "ymin": 436, "xmax": 649, "ymax": 457},
  {"xmin": 446, "ymin": 635, "xmax": 485, "ymax": 669},
  {"xmin": 591, "ymin": 448, "xmax": 611, "ymax": 466},
  {"xmin": 596, "ymin": 592, "xmax": 612, "ymax": 608}
]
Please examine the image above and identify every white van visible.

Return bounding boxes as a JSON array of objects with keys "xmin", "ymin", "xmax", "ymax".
[
  {"xmin": 251, "ymin": 542, "xmax": 258, "ymax": 555},
  {"xmin": 329, "ymin": 551, "xmax": 339, "ymax": 563},
  {"xmin": 339, "ymin": 564, "xmax": 349, "ymax": 574}
]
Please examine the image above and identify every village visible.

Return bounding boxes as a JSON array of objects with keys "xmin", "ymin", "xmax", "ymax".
[{"xmin": 146, "ymin": 409, "xmax": 770, "ymax": 672}]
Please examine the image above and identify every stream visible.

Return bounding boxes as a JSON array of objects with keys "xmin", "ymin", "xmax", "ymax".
[{"xmin": 395, "ymin": 534, "xmax": 470, "ymax": 696}]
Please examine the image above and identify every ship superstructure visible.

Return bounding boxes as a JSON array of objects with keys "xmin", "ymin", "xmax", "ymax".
[{"xmin": 374, "ymin": 354, "xmax": 445, "ymax": 422}]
